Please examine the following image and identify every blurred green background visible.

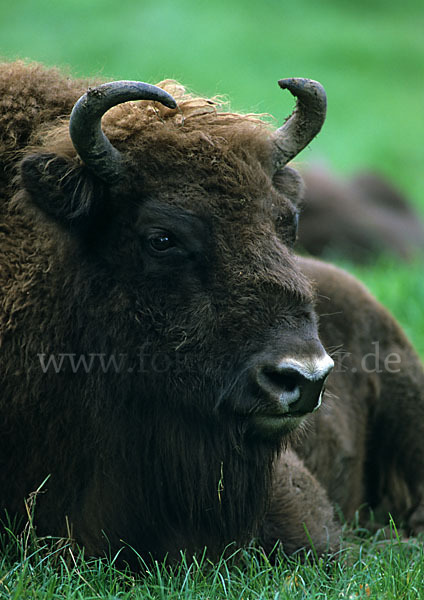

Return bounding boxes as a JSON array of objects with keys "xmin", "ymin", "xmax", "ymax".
[{"xmin": 1, "ymin": 0, "xmax": 423, "ymax": 355}]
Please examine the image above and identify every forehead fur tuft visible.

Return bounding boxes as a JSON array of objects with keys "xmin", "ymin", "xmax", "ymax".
[
  {"xmin": 34, "ymin": 79, "xmax": 275, "ymax": 176},
  {"xmin": 105, "ymin": 79, "xmax": 272, "ymax": 132}
]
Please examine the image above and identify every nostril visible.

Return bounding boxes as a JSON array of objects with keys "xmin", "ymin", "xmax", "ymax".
[
  {"xmin": 255, "ymin": 366, "xmax": 303, "ymax": 413},
  {"xmin": 261, "ymin": 367, "xmax": 301, "ymax": 396}
]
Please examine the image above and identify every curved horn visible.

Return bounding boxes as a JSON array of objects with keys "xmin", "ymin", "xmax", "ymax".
[
  {"xmin": 69, "ymin": 81, "xmax": 177, "ymax": 183},
  {"xmin": 271, "ymin": 78, "xmax": 327, "ymax": 170}
]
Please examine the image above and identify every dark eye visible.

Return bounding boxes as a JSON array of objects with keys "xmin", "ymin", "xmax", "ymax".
[{"xmin": 148, "ymin": 232, "xmax": 175, "ymax": 253}]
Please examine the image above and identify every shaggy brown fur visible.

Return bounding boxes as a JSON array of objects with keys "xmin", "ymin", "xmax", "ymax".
[
  {"xmin": 298, "ymin": 165, "xmax": 424, "ymax": 262},
  {"xmin": 1, "ymin": 61, "xmax": 424, "ymax": 566}
]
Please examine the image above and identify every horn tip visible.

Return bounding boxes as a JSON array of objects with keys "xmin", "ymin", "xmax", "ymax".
[
  {"xmin": 277, "ymin": 78, "xmax": 327, "ymax": 103},
  {"xmin": 278, "ymin": 77, "xmax": 297, "ymax": 89}
]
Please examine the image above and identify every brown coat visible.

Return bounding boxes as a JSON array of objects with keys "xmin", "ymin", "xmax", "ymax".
[{"xmin": 1, "ymin": 61, "xmax": 423, "ymax": 565}]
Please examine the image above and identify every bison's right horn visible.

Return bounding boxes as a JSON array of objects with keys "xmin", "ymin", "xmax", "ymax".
[
  {"xmin": 69, "ymin": 81, "xmax": 177, "ymax": 183},
  {"xmin": 271, "ymin": 78, "xmax": 327, "ymax": 171}
]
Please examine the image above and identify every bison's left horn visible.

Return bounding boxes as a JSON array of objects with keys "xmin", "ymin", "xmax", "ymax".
[
  {"xmin": 272, "ymin": 78, "xmax": 327, "ymax": 170},
  {"xmin": 69, "ymin": 81, "xmax": 177, "ymax": 183}
]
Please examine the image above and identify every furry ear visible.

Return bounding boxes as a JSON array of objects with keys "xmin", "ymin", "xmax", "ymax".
[
  {"xmin": 20, "ymin": 153, "xmax": 104, "ymax": 233},
  {"xmin": 272, "ymin": 166, "xmax": 305, "ymax": 208}
]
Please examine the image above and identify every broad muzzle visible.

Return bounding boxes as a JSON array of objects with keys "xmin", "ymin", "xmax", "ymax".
[{"xmin": 249, "ymin": 350, "xmax": 334, "ymax": 436}]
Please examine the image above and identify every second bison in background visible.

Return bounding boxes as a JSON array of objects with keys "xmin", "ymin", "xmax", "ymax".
[
  {"xmin": 1, "ymin": 61, "xmax": 424, "ymax": 567},
  {"xmin": 298, "ymin": 165, "xmax": 424, "ymax": 262}
]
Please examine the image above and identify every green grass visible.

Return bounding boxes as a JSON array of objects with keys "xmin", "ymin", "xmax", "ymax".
[
  {"xmin": 1, "ymin": 0, "xmax": 424, "ymax": 596},
  {"xmin": 1, "ymin": 525, "xmax": 423, "ymax": 599}
]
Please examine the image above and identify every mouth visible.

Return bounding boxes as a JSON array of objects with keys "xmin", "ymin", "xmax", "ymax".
[
  {"xmin": 247, "ymin": 388, "xmax": 325, "ymax": 437},
  {"xmin": 249, "ymin": 412, "xmax": 304, "ymax": 436}
]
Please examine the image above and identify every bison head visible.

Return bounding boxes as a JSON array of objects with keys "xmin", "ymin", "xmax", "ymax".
[{"xmin": 18, "ymin": 76, "xmax": 333, "ymax": 559}]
